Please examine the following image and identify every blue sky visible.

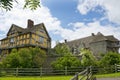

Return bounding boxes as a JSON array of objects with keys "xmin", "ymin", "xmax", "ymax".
[{"xmin": 0, "ymin": 0, "xmax": 120, "ymax": 48}]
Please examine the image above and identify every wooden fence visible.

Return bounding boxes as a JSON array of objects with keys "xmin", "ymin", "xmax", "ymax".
[
  {"xmin": 70, "ymin": 66, "xmax": 96, "ymax": 80},
  {"xmin": 115, "ymin": 64, "xmax": 120, "ymax": 72},
  {"xmin": 0, "ymin": 64, "xmax": 120, "ymax": 76}
]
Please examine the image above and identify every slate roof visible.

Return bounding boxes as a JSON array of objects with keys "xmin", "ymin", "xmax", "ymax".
[
  {"xmin": 9, "ymin": 22, "xmax": 50, "ymax": 39},
  {"xmin": 1, "ymin": 20, "xmax": 51, "ymax": 40},
  {"xmin": 65, "ymin": 32, "xmax": 119, "ymax": 48}
]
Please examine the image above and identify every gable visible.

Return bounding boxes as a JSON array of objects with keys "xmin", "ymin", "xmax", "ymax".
[
  {"xmin": 7, "ymin": 24, "xmax": 24, "ymax": 36},
  {"xmin": 35, "ymin": 23, "xmax": 51, "ymax": 40},
  {"xmin": 7, "ymin": 25, "xmax": 16, "ymax": 36}
]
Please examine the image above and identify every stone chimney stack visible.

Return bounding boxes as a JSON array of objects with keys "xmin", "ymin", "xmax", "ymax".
[
  {"xmin": 27, "ymin": 19, "xmax": 34, "ymax": 28},
  {"xmin": 91, "ymin": 33, "xmax": 95, "ymax": 36},
  {"xmin": 64, "ymin": 39, "xmax": 67, "ymax": 43}
]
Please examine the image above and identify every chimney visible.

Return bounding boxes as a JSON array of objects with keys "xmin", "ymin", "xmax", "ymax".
[
  {"xmin": 91, "ymin": 33, "xmax": 95, "ymax": 36},
  {"xmin": 64, "ymin": 39, "xmax": 67, "ymax": 43},
  {"xmin": 27, "ymin": 19, "xmax": 34, "ymax": 28}
]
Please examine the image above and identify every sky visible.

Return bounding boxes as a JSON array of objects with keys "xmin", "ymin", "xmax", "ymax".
[{"xmin": 0, "ymin": 0, "xmax": 120, "ymax": 48}]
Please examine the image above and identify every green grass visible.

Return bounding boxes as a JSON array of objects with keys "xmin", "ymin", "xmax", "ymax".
[
  {"xmin": 0, "ymin": 73, "xmax": 120, "ymax": 80},
  {"xmin": 95, "ymin": 72, "xmax": 120, "ymax": 78},
  {"xmin": 0, "ymin": 76, "xmax": 72, "ymax": 80}
]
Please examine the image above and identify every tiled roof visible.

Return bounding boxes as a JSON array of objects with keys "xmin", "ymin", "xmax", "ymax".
[
  {"xmin": 64, "ymin": 32, "xmax": 119, "ymax": 48},
  {"xmin": 6, "ymin": 22, "xmax": 51, "ymax": 39}
]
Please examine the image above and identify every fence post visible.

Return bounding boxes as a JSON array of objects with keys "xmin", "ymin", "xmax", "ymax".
[
  {"xmin": 40, "ymin": 67, "xmax": 42, "ymax": 76},
  {"xmin": 90, "ymin": 66, "xmax": 92, "ymax": 74},
  {"xmin": 75, "ymin": 72, "xmax": 79, "ymax": 80},
  {"xmin": 86, "ymin": 67, "xmax": 89, "ymax": 80},
  {"xmin": 16, "ymin": 67, "xmax": 18, "ymax": 76},
  {"xmin": 65, "ymin": 66, "xmax": 67, "ymax": 75},
  {"xmin": 115, "ymin": 64, "xmax": 117, "ymax": 73}
]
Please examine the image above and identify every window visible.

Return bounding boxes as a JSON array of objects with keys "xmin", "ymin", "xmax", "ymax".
[
  {"xmin": 40, "ymin": 29, "xmax": 44, "ymax": 33},
  {"xmin": 10, "ymin": 38, "xmax": 14, "ymax": 43},
  {"xmin": 39, "ymin": 37, "xmax": 44, "ymax": 43}
]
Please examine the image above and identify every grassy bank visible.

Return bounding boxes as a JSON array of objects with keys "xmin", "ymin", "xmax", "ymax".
[
  {"xmin": 95, "ymin": 72, "xmax": 120, "ymax": 78},
  {"xmin": 0, "ymin": 72, "xmax": 120, "ymax": 80}
]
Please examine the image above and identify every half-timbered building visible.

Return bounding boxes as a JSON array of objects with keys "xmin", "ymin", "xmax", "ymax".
[{"xmin": 0, "ymin": 19, "xmax": 51, "ymax": 54}]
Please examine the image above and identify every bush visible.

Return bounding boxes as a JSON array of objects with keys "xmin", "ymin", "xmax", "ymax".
[
  {"xmin": 2, "ymin": 47, "xmax": 46, "ymax": 68},
  {"xmin": 80, "ymin": 49, "xmax": 98, "ymax": 67},
  {"xmin": 99, "ymin": 52, "xmax": 120, "ymax": 67},
  {"xmin": 51, "ymin": 55, "xmax": 81, "ymax": 70}
]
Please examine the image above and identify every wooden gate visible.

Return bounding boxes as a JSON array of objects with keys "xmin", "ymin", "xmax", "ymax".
[{"xmin": 70, "ymin": 66, "xmax": 96, "ymax": 80}]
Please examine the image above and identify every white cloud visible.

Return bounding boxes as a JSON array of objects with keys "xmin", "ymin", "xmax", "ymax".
[
  {"xmin": 77, "ymin": 0, "xmax": 120, "ymax": 24},
  {"xmin": 58, "ymin": 21, "xmax": 120, "ymax": 43},
  {"xmin": 77, "ymin": 0, "xmax": 100, "ymax": 15}
]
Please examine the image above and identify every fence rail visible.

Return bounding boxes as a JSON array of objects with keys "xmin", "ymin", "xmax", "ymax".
[
  {"xmin": 0, "ymin": 64, "xmax": 120, "ymax": 77},
  {"xmin": 71, "ymin": 66, "xmax": 95, "ymax": 80},
  {"xmin": 115, "ymin": 64, "xmax": 120, "ymax": 72}
]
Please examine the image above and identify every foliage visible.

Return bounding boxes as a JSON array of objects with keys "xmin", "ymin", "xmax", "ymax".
[
  {"xmin": 80, "ymin": 49, "xmax": 97, "ymax": 67},
  {"xmin": 99, "ymin": 52, "xmax": 120, "ymax": 67},
  {"xmin": 51, "ymin": 55, "xmax": 81, "ymax": 70},
  {"xmin": 0, "ymin": 62, "xmax": 3, "ymax": 68},
  {"xmin": 29, "ymin": 47, "xmax": 46, "ymax": 68},
  {"xmin": 2, "ymin": 47, "xmax": 46, "ymax": 68},
  {"xmin": 24, "ymin": 0, "xmax": 40, "ymax": 10},
  {"xmin": 18, "ymin": 48, "xmax": 32, "ymax": 68},
  {"xmin": 2, "ymin": 49, "xmax": 21, "ymax": 68},
  {"xmin": 52, "ymin": 43, "xmax": 82, "ymax": 70},
  {"xmin": 54, "ymin": 43, "xmax": 71, "ymax": 56},
  {"xmin": 0, "ymin": 0, "xmax": 40, "ymax": 11}
]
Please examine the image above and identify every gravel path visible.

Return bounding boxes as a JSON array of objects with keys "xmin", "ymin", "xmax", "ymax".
[{"xmin": 97, "ymin": 77, "xmax": 120, "ymax": 80}]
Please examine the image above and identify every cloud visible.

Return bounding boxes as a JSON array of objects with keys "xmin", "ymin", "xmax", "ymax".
[
  {"xmin": 77, "ymin": 0, "xmax": 120, "ymax": 24},
  {"xmin": 58, "ymin": 21, "xmax": 120, "ymax": 43},
  {"xmin": 77, "ymin": 0, "xmax": 100, "ymax": 15}
]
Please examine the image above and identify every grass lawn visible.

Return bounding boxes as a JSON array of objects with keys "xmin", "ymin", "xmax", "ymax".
[
  {"xmin": 0, "ymin": 72, "xmax": 120, "ymax": 80},
  {"xmin": 95, "ymin": 72, "xmax": 120, "ymax": 78},
  {"xmin": 0, "ymin": 76, "xmax": 72, "ymax": 80}
]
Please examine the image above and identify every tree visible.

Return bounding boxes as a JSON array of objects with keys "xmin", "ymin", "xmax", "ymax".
[
  {"xmin": 80, "ymin": 49, "xmax": 97, "ymax": 67},
  {"xmin": 54, "ymin": 43, "xmax": 71, "ymax": 56},
  {"xmin": 100, "ymin": 52, "xmax": 120, "ymax": 67},
  {"xmin": 2, "ymin": 47, "xmax": 46, "ymax": 68},
  {"xmin": 18, "ymin": 48, "xmax": 32, "ymax": 68},
  {"xmin": 0, "ymin": 0, "xmax": 40, "ymax": 11},
  {"xmin": 2, "ymin": 49, "xmax": 21, "ymax": 68},
  {"xmin": 29, "ymin": 47, "xmax": 46, "ymax": 68},
  {"xmin": 51, "ymin": 55, "xmax": 81, "ymax": 70},
  {"xmin": 52, "ymin": 44, "xmax": 81, "ymax": 70}
]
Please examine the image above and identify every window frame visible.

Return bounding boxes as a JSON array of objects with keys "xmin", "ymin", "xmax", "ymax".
[{"xmin": 39, "ymin": 36, "xmax": 44, "ymax": 43}]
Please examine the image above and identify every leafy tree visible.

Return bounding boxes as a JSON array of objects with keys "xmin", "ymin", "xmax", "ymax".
[
  {"xmin": 54, "ymin": 43, "xmax": 71, "ymax": 56},
  {"xmin": 0, "ymin": 0, "xmax": 40, "ymax": 11},
  {"xmin": 100, "ymin": 52, "xmax": 120, "ymax": 67},
  {"xmin": 2, "ymin": 49, "xmax": 21, "ymax": 68},
  {"xmin": 51, "ymin": 55, "xmax": 81, "ymax": 70},
  {"xmin": 29, "ymin": 47, "xmax": 46, "ymax": 68},
  {"xmin": 80, "ymin": 49, "xmax": 97, "ymax": 67},
  {"xmin": 2, "ymin": 47, "xmax": 46, "ymax": 68},
  {"xmin": 52, "ymin": 44, "xmax": 81, "ymax": 70},
  {"xmin": 18, "ymin": 48, "xmax": 32, "ymax": 68}
]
